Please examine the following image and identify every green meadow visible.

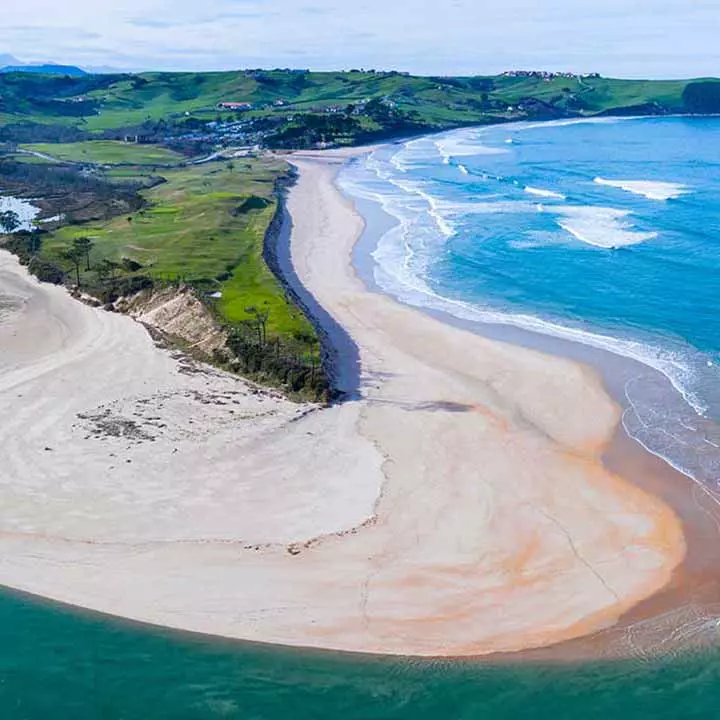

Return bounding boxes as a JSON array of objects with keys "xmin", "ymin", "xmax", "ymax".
[
  {"xmin": 44, "ymin": 157, "xmax": 312, "ymax": 338},
  {"xmin": 21, "ymin": 140, "xmax": 185, "ymax": 166}
]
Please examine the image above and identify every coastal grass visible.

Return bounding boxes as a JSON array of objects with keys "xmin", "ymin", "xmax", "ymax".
[
  {"xmin": 20, "ymin": 141, "xmax": 185, "ymax": 166},
  {"xmin": 43, "ymin": 157, "xmax": 313, "ymax": 338}
]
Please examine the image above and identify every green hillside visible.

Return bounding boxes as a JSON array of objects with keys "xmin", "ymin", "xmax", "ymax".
[{"xmin": 0, "ymin": 69, "xmax": 718, "ymax": 149}]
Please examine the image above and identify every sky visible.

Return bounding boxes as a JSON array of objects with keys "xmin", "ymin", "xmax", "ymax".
[{"xmin": 0, "ymin": 0, "xmax": 717, "ymax": 78}]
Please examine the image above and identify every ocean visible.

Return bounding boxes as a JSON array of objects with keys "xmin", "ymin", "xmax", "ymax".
[{"xmin": 338, "ymin": 115, "xmax": 720, "ymax": 488}]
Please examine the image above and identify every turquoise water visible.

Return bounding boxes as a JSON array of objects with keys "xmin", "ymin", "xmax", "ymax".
[
  {"xmin": 339, "ymin": 116, "xmax": 720, "ymax": 484},
  {"xmin": 3, "ymin": 588, "xmax": 720, "ymax": 719}
]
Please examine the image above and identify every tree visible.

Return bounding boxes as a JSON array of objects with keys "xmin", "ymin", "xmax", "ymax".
[
  {"xmin": 0, "ymin": 210, "xmax": 20, "ymax": 234},
  {"xmin": 61, "ymin": 247, "xmax": 84, "ymax": 287},
  {"xmin": 99, "ymin": 258, "xmax": 121, "ymax": 281},
  {"xmin": 295, "ymin": 330, "xmax": 319, "ymax": 385},
  {"xmin": 245, "ymin": 305, "xmax": 270, "ymax": 347},
  {"xmin": 73, "ymin": 236, "xmax": 94, "ymax": 271}
]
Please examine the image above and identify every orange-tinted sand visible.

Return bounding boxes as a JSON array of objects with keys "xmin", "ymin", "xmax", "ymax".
[{"xmin": 0, "ymin": 149, "xmax": 694, "ymax": 657}]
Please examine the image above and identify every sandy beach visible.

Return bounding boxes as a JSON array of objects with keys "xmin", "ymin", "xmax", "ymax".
[{"xmin": 0, "ymin": 148, "xmax": 691, "ymax": 657}]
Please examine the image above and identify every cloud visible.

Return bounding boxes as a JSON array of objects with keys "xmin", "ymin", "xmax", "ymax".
[
  {"xmin": 301, "ymin": 6, "xmax": 330, "ymax": 15},
  {"xmin": 127, "ymin": 18, "xmax": 181, "ymax": 29},
  {"xmin": 0, "ymin": 0, "xmax": 716, "ymax": 77}
]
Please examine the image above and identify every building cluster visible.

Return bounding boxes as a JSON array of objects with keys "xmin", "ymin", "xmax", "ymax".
[
  {"xmin": 501, "ymin": 71, "xmax": 601, "ymax": 80},
  {"xmin": 216, "ymin": 99, "xmax": 292, "ymax": 112},
  {"xmin": 217, "ymin": 101, "xmax": 254, "ymax": 111}
]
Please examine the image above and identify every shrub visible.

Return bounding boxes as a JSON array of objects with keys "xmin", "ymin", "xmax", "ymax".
[{"xmin": 27, "ymin": 257, "xmax": 65, "ymax": 284}]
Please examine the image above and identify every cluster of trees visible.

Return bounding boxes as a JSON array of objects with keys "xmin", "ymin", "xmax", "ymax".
[
  {"xmin": 0, "ymin": 206, "xmax": 152, "ymax": 298},
  {"xmin": 0, "ymin": 209, "xmax": 21, "ymax": 233},
  {"xmin": 3, "ymin": 210, "xmax": 326, "ymax": 399},
  {"xmin": 225, "ymin": 304, "xmax": 327, "ymax": 399},
  {"xmin": 0, "ymin": 159, "xmax": 145, "ymax": 224},
  {"xmin": 60, "ymin": 236, "xmax": 94, "ymax": 285},
  {"xmin": 0, "ymin": 225, "xmax": 66, "ymax": 284},
  {"xmin": 265, "ymin": 101, "xmax": 427, "ymax": 149},
  {"xmin": 265, "ymin": 113, "xmax": 363, "ymax": 148},
  {"xmin": 0, "ymin": 121, "xmax": 91, "ymax": 144},
  {"xmin": 57, "ymin": 235, "xmax": 154, "ymax": 301}
]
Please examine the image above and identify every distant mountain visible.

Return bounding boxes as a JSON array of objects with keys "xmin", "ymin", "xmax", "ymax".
[
  {"xmin": 0, "ymin": 64, "xmax": 87, "ymax": 76},
  {"xmin": 83, "ymin": 64, "xmax": 129, "ymax": 74},
  {"xmin": 0, "ymin": 53, "xmax": 21, "ymax": 67}
]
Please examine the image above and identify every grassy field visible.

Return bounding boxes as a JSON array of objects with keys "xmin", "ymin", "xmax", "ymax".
[
  {"xmin": 4, "ymin": 152, "xmax": 57, "ymax": 164},
  {"xmin": 1, "ymin": 70, "xmax": 716, "ymax": 142},
  {"xmin": 43, "ymin": 158, "xmax": 311, "ymax": 338},
  {"xmin": 21, "ymin": 141, "xmax": 185, "ymax": 165}
]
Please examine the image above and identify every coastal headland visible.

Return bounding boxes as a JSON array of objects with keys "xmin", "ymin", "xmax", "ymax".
[{"xmin": 0, "ymin": 146, "xmax": 714, "ymax": 658}]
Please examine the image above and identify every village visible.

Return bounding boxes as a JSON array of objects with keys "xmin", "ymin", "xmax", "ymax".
[{"xmin": 500, "ymin": 69, "xmax": 601, "ymax": 80}]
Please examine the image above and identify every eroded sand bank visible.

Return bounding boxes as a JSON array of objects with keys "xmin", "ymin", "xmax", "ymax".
[{"xmin": 0, "ymin": 151, "xmax": 685, "ymax": 656}]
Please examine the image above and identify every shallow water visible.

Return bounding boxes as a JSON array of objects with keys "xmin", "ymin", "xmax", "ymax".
[
  {"xmin": 0, "ymin": 196, "xmax": 40, "ymax": 231},
  {"xmin": 3, "ymin": 588, "xmax": 720, "ymax": 719},
  {"xmin": 338, "ymin": 116, "xmax": 720, "ymax": 485}
]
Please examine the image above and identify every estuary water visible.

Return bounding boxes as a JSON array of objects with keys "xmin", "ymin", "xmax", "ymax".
[
  {"xmin": 338, "ymin": 116, "xmax": 720, "ymax": 487},
  {"xmin": 0, "ymin": 195, "xmax": 40, "ymax": 230},
  {"xmin": 2, "ymin": 587, "xmax": 720, "ymax": 719}
]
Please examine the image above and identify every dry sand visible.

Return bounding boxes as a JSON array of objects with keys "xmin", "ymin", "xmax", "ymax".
[{"xmin": 0, "ymin": 150, "xmax": 687, "ymax": 657}]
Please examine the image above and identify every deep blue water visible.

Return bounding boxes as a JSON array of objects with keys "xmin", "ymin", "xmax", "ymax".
[{"xmin": 339, "ymin": 116, "xmax": 720, "ymax": 485}]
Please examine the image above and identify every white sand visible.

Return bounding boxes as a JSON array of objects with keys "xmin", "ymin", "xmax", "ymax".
[{"xmin": 0, "ymin": 151, "xmax": 685, "ymax": 657}]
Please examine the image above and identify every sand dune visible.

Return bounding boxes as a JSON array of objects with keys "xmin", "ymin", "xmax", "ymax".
[{"xmin": 0, "ymin": 151, "xmax": 685, "ymax": 656}]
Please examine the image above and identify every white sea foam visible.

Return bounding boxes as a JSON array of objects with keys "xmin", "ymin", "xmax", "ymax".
[
  {"xmin": 339, "ymin": 124, "xmax": 720, "ymax": 485},
  {"xmin": 594, "ymin": 177, "xmax": 689, "ymax": 201},
  {"xmin": 434, "ymin": 198, "xmax": 535, "ymax": 216},
  {"xmin": 387, "ymin": 137, "xmax": 440, "ymax": 173},
  {"xmin": 385, "ymin": 177, "xmax": 456, "ymax": 238},
  {"xmin": 555, "ymin": 206, "xmax": 657, "ymax": 248},
  {"xmin": 338, "ymin": 151, "xmax": 712, "ymax": 429},
  {"xmin": 368, "ymin": 216, "xmax": 706, "ymax": 421},
  {"xmin": 458, "ymin": 164, "xmax": 469, "ymax": 176},
  {"xmin": 513, "ymin": 117, "xmax": 631, "ymax": 132},
  {"xmin": 434, "ymin": 130, "xmax": 509, "ymax": 164},
  {"xmin": 525, "ymin": 186, "xmax": 566, "ymax": 200}
]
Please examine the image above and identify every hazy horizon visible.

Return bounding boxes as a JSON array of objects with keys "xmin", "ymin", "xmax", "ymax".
[{"xmin": 1, "ymin": 0, "xmax": 717, "ymax": 79}]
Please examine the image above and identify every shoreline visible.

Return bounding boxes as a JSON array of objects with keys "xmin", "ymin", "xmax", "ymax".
[
  {"xmin": 340, "ymin": 139, "xmax": 718, "ymax": 487},
  {"xmin": 0, "ymin": 144, "xmax": 714, "ymax": 659},
  {"xmin": 322, "ymin": 145, "xmax": 720, "ymax": 659},
  {"xmin": 278, "ymin": 150, "xmax": 690, "ymax": 656}
]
